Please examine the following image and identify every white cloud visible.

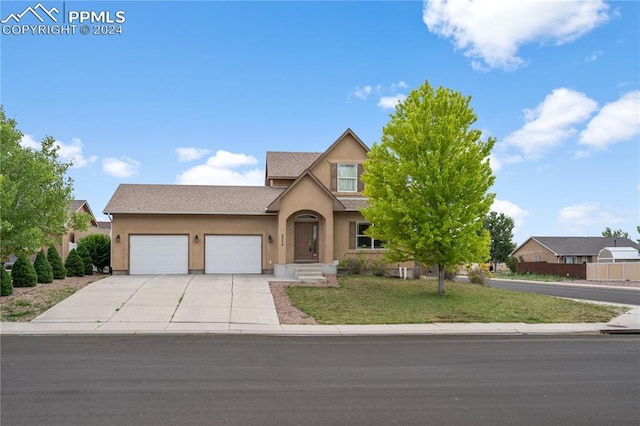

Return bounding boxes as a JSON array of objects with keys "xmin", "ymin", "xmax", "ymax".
[
  {"xmin": 19, "ymin": 135, "xmax": 97, "ymax": 168},
  {"xmin": 353, "ymin": 85, "xmax": 373, "ymax": 100},
  {"xmin": 102, "ymin": 157, "xmax": 140, "ymax": 178},
  {"xmin": 378, "ymin": 94, "xmax": 407, "ymax": 110},
  {"xmin": 491, "ymin": 199, "xmax": 529, "ymax": 234},
  {"xmin": 176, "ymin": 147, "xmax": 211, "ymax": 162},
  {"xmin": 579, "ymin": 90, "xmax": 640, "ymax": 150},
  {"xmin": 390, "ymin": 80, "xmax": 409, "ymax": 91},
  {"xmin": 584, "ymin": 50, "xmax": 603, "ymax": 62},
  {"xmin": 423, "ymin": 0, "xmax": 610, "ymax": 70},
  {"xmin": 557, "ymin": 203, "xmax": 624, "ymax": 232},
  {"xmin": 176, "ymin": 150, "xmax": 263, "ymax": 185},
  {"xmin": 504, "ymin": 88, "xmax": 598, "ymax": 160}
]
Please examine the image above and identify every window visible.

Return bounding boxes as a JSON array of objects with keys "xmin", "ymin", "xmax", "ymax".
[
  {"xmin": 337, "ymin": 164, "xmax": 357, "ymax": 192},
  {"xmin": 564, "ymin": 257, "xmax": 577, "ymax": 264},
  {"xmin": 356, "ymin": 222, "xmax": 384, "ymax": 249}
]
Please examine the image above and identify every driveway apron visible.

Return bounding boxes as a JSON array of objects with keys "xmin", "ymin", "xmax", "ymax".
[{"xmin": 32, "ymin": 274, "xmax": 280, "ymax": 328}]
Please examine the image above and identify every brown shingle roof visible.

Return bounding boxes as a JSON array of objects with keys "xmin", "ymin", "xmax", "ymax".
[
  {"xmin": 337, "ymin": 197, "xmax": 369, "ymax": 211},
  {"xmin": 103, "ymin": 184, "xmax": 284, "ymax": 215},
  {"xmin": 266, "ymin": 152, "xmax": 321, "ymax": 179}
]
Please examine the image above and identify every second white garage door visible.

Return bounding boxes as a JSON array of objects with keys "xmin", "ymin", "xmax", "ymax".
[
  {"xmin": 205, "ymin": 235, "xmax": 262, "ymax": 274},
  {"xmin": 130, "ymin": 235, "xmax": 189, "ymax": 275}
]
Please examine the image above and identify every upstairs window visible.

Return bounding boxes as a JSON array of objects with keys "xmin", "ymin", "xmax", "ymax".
[{"xmin": 337, "ymin": 164, "xmax": 357, "ymax": 192}]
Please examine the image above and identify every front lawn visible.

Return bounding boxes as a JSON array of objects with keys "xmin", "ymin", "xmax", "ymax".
[{"xmin": 286, "ymin": 275, "xmax": 625, "ymax": 325}]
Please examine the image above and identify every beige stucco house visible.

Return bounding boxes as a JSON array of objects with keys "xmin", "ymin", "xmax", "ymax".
[
  {"xmin": 56, "ymin": 200, "xmax": 110, "ymax": 262},
  {"xmin": 104, "ymin": 129, "xmax": 409, "ymax": 278}
]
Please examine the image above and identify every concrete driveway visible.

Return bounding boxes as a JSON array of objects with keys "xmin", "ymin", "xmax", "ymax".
[{"xmin": 31, "ymin": 275, "xmax": 280, "ymax": 332}]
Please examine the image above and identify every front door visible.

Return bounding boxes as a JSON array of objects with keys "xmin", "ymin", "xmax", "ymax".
[{"xmin": 294, "ymin": 222, "xmax": 318, "ymax": 262}]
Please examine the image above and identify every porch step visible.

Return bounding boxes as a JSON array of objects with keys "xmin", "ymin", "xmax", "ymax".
[{"xmin": 294, "ymin": 265, "xmax": 327, "ymax": 284}]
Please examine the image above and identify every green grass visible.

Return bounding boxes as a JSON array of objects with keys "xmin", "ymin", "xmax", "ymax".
[
  {"xmin": 1, "ymin": 287, "xmax": 76, "ymax": 322},
  {"xmin": 286, "ymin": 275, "xmax": 624, "ymax": 325}
]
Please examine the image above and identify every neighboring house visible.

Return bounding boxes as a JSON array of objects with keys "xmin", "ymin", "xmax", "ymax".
[
  {"xmin": 511, "ymin": 236, "xmax": 639, "ymax": 265},
  {"xmin": 103, "ymin": 129, "xmax": 411, "ymax": 277},
  {"xmin": 56, "ymin": 200, "xmax": 110, "ymax": 262}
]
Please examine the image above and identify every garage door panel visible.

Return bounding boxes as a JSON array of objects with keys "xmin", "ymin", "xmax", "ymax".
[
  {"xmin": 205, "ymin": 235, "xmax": 261, "ymax": 274},
  {"xmin": 130, "ymin": 235, "xmax": 188, "ymax": 275}
]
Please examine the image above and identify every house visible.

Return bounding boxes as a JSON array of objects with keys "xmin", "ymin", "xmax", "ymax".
[
  {"xmin": 103, "ymin": 129, "xmax": 411, "ymax": 278},
  {"xmin": 57, "ymin": 200, "xmax": 110, "ymax": 262},
  {"xmin": 511, "ymin": 236, "xmax": 639, "ymax": 265}
]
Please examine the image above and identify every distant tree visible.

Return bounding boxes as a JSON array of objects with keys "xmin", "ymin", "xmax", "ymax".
[
  {"xmin": 47, "ymin": 245, "xmax": 66, "ymax": 279},
  {"xmin": 1, "ymin": 265, "xmax": 12, "ymax": 296},
  {"xmin": 484, "ymin": 211, "xmax": 517, "ymax": 270},
  {"xmin": 78, "ymin": 234, "xmax": 110, "ymax": 272},
  {"xmin": 602, "ymin": 227, "xmax": 629, "ymax": 239},
  {"xmin": 76, "ymin": 244, "xmax": 93, "ymax": 275},
  {"xmin": 11, "ymin": 256, "xmax": 37, "ymax": 287},
  {"xmin": 0, "ymin": 106, "xmax": 90, "ymax": 259},
  {"xmin": 33, "ymin": 250, "xmax": 54, "ymax": 283},
  {"xmin": 362, "ymin": 80, "xmax": 495, "ymax": 294},
  {"xmin": 64, "ymin": 249, "xmax": 84, "ymax": 277}
]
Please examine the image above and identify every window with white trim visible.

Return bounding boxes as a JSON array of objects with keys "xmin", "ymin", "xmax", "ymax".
[
  {"xmin": 337, "ymin": 164, "xmax": 357, "ymax": 192},
  {"xmin": 564, "ymin": 257, "xmax": 577, "ymax": 264},
  {"xmin": 356, "ymin": 222, "xmax": 384, "ymax": 249}
]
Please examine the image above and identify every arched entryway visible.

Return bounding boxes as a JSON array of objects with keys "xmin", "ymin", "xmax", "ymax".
[{"xmin": 294, "ymin": 213, "xmax": 319, "ymax": 263}]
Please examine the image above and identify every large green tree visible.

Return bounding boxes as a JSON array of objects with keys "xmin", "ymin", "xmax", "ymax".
[
  {"xmin": 484, "ymin": 211, "xmax": 516, "ymax": 270},
  {"xmin": 0, "ymin": 107, "xmax": 88, "ymax": 258},
  {"xmin": 362, "ymin": 81, "xmax": 495, "ymax": 294}
]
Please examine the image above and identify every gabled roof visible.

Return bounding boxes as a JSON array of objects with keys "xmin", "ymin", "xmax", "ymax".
[
  {"xmin": 265, "ymin": 152, "xmax": 322, "ymax": 181},
  {"xmin": 305, "ymin": 128, "xmax": 369, "ymax": 172},
  {"xmin": 513, "ymin": 236, "xmax": 639, "ymax": 257},
  {"xmin": 266, "ymin": 171, "xmax": 346, "ymax": 212},
  {"xmin": 71, "ymin": 200, "xmax": 98, "ymax": 226},
  {"xmin": 104, "ymin": 184, "xmax": 284, "ymax": 215}
]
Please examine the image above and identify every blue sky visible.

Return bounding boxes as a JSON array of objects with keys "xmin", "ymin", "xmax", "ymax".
[{"xmin": 2, "ymin": 0, "xmax": 638, "ymax": 245}]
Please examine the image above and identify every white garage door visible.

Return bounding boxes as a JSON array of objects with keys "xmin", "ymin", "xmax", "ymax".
[
  {"xmin": 205, "ymin": 235, "xmax": 262, "ymax": 274},
  {"xmin": 129, "ymin": 235, "xmax": 188, "ymax": 275}
]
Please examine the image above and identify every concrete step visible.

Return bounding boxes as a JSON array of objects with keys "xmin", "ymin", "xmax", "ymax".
[{"xmin": 294, "ymin": 265, "xmax": 327, "ymax": 284}]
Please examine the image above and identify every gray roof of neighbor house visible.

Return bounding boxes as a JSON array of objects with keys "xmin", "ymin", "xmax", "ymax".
[
  {"xmin": 103, "ymin": 184, "xmax": 285, "ymax": 215},
  {"xmin": 265, "ymin": 152, "xmax": 322, "ymax": 180},
  {"xmin": 514, "ymin": 236, "xmax": 639, "ymax": 256}
]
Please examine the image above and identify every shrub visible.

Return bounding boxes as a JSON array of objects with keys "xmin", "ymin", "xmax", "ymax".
[
  {"xmin": 47, "ymin": 246, "xmax": 66, "ymax": 279},
  {"xmin": 76, "ymin": 244, "xmax": 94, "ymax": 275},
  {"xmin": 505, "ymin": 256, "xmax": 518, "ymax": 273},
  {"xmin": 467, "ymin": 263, "xmax": 492, "ymax": 285},
  {"xmin": 34, "ymin": 250, "xmax": 54, "ymax": 283},
  {"xmin": 64, "ymin": 249, "xmax": 85, "ymax": 277},
  {"xmin": 78, "ymin": 234, "xmax": 110, "ymax": 272},
  {"xmin": 444, "ymin": 266, "xmax": 458, "ymax": 281},
  {"xmin": 341, "ymin": 251, "xmax": 369, "ymax": 275},
  {"xmin": 12, "ymin": 256, "xmax": 37, "ymax": 287},
  {"xmin": 1, "ymin": 266, "xmax": 12, "ymax": 296},
  {"xmin": 371, "ymin": 259, "xmax": 386, "ymax": 276}
]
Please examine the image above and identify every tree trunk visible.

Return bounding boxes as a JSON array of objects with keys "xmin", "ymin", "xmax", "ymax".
[{"xmin": 437, "ymin": 264, "xmax": 445, "ymax": 294}]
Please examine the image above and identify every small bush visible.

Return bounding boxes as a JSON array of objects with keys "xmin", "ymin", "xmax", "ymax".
[
  {"xmin": 371, "ymin": 259, "xmax": 386, "ymax": 276},
  {"xmin": 47, "ymin": 246, "xmax": 66, "ymax": 279},
  {"xmin": 1, "ymin": 266, "xmax": 12, "ymax": 296},
  {"xmin": 64, "ymin": 249, "xmax": 85, "ymax": 277},
  {"xmin": 34, "ymin": 251, "xmax": 54, "ymax": 283},
  {"xmin": 12, "ymin": 256, "xmax": 37, "ymax": 288},
  {"xmin": 76, "ymin": 244, "xmax": 94, "ymax": 275},
  {"xmin": 78, "ymin": 234, "xmax": 110, "ymax": 272},
  {"xmin": 467, "ymin": 263, "xmax": 492, "ymax": 285},
  {"xmin": 444, "ymin": 266, "xmax": 458, "ymax": 281},
  {"xmin": 505, "ymin": 256, "xmax": 518, "ymax": 273}
]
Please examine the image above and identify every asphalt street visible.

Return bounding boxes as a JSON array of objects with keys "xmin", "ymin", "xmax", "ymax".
[
  {"xmin": 468, "ymin": 278, "xmax": 640, "ymax": 305},
  {"xmin": 2, "ymin": 335, "xmax": 638, "ymax": 425}
]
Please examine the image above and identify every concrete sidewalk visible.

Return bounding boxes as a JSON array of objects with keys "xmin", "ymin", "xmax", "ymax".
[{"xmin": 1, "ymin": 274, "xmax": 638, "ymax": 336}]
